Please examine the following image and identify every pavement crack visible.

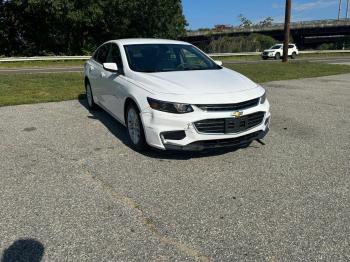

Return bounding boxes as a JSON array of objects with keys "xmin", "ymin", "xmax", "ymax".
[{"xmin": 84, "ymin": 170, "xmax": 211, "ymax": 262}]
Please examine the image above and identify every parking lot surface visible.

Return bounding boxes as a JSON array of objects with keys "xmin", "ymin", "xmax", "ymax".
[{"xmin": 0, "ymin": 74, "xmax": 349, "ymax": 261}]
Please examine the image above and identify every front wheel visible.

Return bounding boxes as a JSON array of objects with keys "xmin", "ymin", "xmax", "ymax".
[
  {"xmin": 275, "ymin": 53, "xmax": 281, "ymax": 60},
  {"xmin": 85, "ymin": 81, "xmax": 96, "ymax": 110},
  {"xmin": 126, "ymin": 104, "xmax": 147, "ymax": 151}
]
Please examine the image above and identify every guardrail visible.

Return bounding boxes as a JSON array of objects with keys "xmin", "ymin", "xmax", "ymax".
[
  {"xmin": 0, "ymin": 56, "xmax": 90, "ymax": 62},
  {"xmin": 1, "ymin": 50, "xmax": 350, "ymax": 62}
]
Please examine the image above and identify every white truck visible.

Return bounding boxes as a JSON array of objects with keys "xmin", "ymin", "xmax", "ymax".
[{"xmin": 261, "ymin": 44, "xmax": 299, "ymax": 60}]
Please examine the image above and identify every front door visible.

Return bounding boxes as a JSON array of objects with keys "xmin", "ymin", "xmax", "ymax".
[{"xmin": 100, "ymin": 43, "xmax": 127, "ymax": 122}]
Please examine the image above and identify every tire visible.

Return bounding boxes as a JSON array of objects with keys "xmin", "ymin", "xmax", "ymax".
[
  {"xmin": 126, "ymin": 103, "xmax": 147, "ymax": 151},
  {"xmin": 85, "ymin": 81, "xmax": 96, "ymax": 110},
  {"xmin": 275, "ymin": 53, "xmax": 281, "ymax": 60},
  {"xmin": 291, "ymin": 52, "xmax": 297, "ymax": 59}
]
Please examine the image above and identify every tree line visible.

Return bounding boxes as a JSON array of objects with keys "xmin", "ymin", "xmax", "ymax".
[{"xmin": 0, "ymin": 0, "xmax": 187, "ymax": 56}]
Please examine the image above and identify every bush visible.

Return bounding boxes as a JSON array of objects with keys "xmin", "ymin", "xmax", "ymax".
[
  {"xmin": 316, "ymin": 43, "xmax": 336, "ymax": 50},
  {"xmin": 207, "ymin": 34, "xmax": 276, "ymax": 53}
]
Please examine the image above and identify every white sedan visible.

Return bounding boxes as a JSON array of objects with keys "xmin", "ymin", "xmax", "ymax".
[{"xmin": 84, "ymin": 39, "xmax": 270, "ymax": 151}]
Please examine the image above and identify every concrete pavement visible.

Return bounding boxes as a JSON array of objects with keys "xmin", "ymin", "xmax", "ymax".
[{"xmin": 0, "ymin": 74, "xmax": 349, "ymax": 261}]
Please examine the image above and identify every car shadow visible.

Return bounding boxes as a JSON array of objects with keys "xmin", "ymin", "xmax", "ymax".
[
  {"xmin": 1, "ymin": 238, "xmax": 44, "ymax": 262},
  {"xmin": 78, "ymin": 97, "xmax": 257, "ymax": 160}
]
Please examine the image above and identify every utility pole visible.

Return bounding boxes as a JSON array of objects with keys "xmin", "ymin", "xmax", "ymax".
[
  {"xmin": 338, "ymin": 0, "xmax": 342, "ymax": 20},
  {"xmin": 283, "ymin": 0, "xmax": 292, "ymax": 62}
]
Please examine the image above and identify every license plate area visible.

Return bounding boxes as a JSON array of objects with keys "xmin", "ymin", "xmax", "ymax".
[{"xmin": 225, "ymin": 117, "xmax": 248, "ymax": 133}]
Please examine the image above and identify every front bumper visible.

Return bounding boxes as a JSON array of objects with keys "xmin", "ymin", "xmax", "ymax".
[
  {"xmin": 164, "ymin": 128, "xmax": 269, "ymax": 151},
  {"xmin": 141, "ymin": 101, "xmax": 270, "ymax": 151},
  {"xmin": 262, "ymin": 52, "xmax": 275, "ymax": 58}
]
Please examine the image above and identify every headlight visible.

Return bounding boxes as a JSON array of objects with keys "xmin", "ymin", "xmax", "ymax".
[
  {"xmin": 260, "ymin": 91, "xmax": 267, "ymax": 104},
  {"xmin": 147, "ymin": 98, "xmax": 194, "ymax": 114}
]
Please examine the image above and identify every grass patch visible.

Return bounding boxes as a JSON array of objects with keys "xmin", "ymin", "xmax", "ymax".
[
  {"xmin": 226, "ymin": 61, "xmax": 350, "ymax": 83},
  {"xmin": 216, "ymin": 55, "xmax": 260, "ymax": 62},
  {"xmin": 1, "ymin": 61, "xmax": 349, "ymax": 107},
  {"xmin": 0, "ymin": 72, "xmax": 84, "ymax": 107},
  {"xmin": 0, "ymin": 59, "xmax": 87, "ymax": 68},
  {"xmin": 300, "ymin": 52, "xmax": 350, "ymax": 58}
]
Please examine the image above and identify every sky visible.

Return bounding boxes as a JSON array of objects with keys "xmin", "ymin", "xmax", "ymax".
[{"xmin": 182, "ymin": 0, "xmax": 346, "ymax": 30}]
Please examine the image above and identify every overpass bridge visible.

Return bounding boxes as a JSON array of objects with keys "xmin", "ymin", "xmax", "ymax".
[{"xmin": 184, "ymin": 19, "xmax": 350, "ymax": 50}]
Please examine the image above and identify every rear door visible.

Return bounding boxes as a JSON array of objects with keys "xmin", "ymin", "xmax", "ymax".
[
  {"xmin": 288, "ymin": 44, "xmax": 294, "ymax": 56},
  {"xmin": 89, "ymin": 44, "xmax": 110, "ymax": 104}
]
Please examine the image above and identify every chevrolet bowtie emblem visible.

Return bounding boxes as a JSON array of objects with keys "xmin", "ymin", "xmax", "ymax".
[{"xmin": 232, "ymin": 111, "xmax": 243, "ymax": 118}]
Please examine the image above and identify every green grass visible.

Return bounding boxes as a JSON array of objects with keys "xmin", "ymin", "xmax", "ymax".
[
  {"xmin": 226, "ymin": 61, "xmax": 350, "ymax": 83},
  {"xmin": 0, "ymin": 61, "xmax": 350, "ymax": 107},
  {"xmin": 0, "ymin": 72, "xmax": 84, "ymax": 106},
  {"xmin": 216, "ymin": 55, "xmax": 261, "ymax": 62},
  {"xmin": 0, "ymin": 59, "xmax": 87, "ymax": 68}
]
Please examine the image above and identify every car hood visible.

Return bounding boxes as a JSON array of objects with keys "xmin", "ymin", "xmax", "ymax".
[{"xmin": 130, "ymin": 68, "xmax": 258, "ymax": 95}]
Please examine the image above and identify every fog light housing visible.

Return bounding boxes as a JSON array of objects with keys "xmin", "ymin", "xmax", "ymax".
[{"xmin": 161, "ymin": 131, "xmax": 186, "ymax": 141}]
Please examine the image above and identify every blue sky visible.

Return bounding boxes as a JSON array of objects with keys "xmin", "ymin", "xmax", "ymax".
[{"xmin": 182, "ymin": 0, "xmax": 345, "ymax": 29}]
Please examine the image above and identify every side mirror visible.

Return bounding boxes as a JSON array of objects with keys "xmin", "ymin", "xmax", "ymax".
[
  {"xmin": 103, "ymin": 63, "xmax": 118, "ymax": 72},
  {"xmin": 214, "ymin": 60, "xmax": 223, "ymax": 66}
]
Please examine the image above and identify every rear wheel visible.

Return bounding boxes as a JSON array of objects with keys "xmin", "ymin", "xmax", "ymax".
[
  {"xmin": 291, "ymin": 52, "xmax": 297, "ymax": 59},
  {"xmin": 85, "ymin": 81, "xmax": 96, "ymax": 110},
  {"xmin": 126, "ymin": 104, "xmax": 147, "ymax": 151},
  {"xmin": 275, "ymin": 53, "xmax": 281, "ymax": 60}
]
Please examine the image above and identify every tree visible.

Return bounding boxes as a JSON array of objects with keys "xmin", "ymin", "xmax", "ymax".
[
  {"xmin": 0, "ymin": 0, "xmax": 187, "ymax": 56},
  {"xmin": 257, "ymin": 17, "xmax": 274, "ymax": 28},
  {"xmin": 238, "ymin": 14, "xmax": 253, "ymax": 29}
]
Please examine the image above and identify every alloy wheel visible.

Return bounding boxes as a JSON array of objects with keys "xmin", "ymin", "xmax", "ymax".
[{"xmin": 127, "ymin": 108, "xmax": 141, "ymax": 145}]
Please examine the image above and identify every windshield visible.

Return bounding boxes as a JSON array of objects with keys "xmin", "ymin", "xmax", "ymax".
[
  {"xmin": 270, "ymin": 45, "xmax": 282, "ymax": 49},
  {"xmin": 124, "ymin": 44, "xmax": 221, "ymax": 73}
]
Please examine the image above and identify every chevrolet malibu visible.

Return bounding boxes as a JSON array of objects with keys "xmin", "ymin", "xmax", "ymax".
[{"xmin": 84, "ymin": 39, "xmax": 270, "ymax": 151}]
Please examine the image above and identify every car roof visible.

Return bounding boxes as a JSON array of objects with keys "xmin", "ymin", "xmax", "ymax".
[{"xmin": 108, "ymin": 38, "xmax": 191, "ymax": 46}]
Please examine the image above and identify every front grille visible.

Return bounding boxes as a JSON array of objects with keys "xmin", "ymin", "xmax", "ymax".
[
  {"xmin": 195, "ymin": 98, "xmax": 259, "ymax": 112},
  {"xmin": 194, "ymin": 112, "xmax": 265, "ymax": 134}
]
